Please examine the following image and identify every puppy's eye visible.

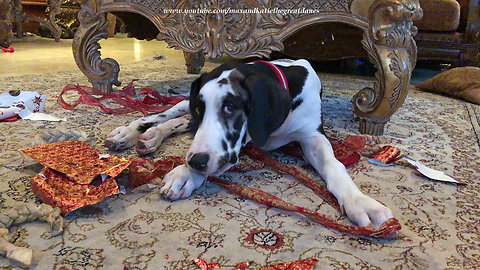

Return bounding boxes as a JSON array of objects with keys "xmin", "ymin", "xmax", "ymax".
[{"xmin": 223, "ymin": 104, "xmax": 233, "ymax": 115}]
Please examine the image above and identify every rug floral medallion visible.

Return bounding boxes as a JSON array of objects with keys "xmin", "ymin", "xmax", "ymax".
[{"xmin": 0, "ymin": 59, "xmax": 479, "ymax": 269}]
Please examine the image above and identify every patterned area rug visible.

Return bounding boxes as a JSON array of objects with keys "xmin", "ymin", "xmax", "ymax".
[{"xmin": 0, "ymin": 59, "xmax": 479, "ymax": 269}]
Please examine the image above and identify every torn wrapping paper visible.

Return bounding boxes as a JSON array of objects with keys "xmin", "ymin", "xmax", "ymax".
[
  {"xmin": 368, "ymin": 145, "xmax": 402, "ymax": 166},
  {"xmin": 0, "ymin": 90, "xmax": 47, "ymax": 121},
  {"xmin": 21, "ymin": 140, "xmax": 132, "ymax": 185},
  {"xmin": 31, "ymin": 167, "xmax": 119, "ymax": 215},
  {"xmin": 260, "ymin": 258, "xmax": 318, "ymax": 270},
  {"xmin": 21, "ymin": 141, "xmax": 132, "ymax": 214},
  {"xmin": 0, "ymin": 106, "xmax": 21, "ymax": 120},
  {"xmin": 17, "ymin": 110, "xmax": 66, "ymax": 122},
  {"xmin": 404, "ymin": 157, "xmax": 466, "ymax": 185},
  {"xmin": 369, "ymin": 146, "xmax": 465, "ymax": 185}
]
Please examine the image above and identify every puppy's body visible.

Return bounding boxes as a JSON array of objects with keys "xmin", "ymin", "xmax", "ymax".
[{"xmin": 106, "ymin": 59, "xmax": 394, "ymax": 228}]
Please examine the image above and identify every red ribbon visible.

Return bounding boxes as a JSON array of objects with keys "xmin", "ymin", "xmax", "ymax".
[{"xmin": 57, "ymin": 81, "xmax": 185, "ymax": 115}]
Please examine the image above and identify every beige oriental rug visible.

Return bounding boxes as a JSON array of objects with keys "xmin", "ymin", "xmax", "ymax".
[{"xmin": 0, "ymin": 58, "xmax": 479, "ymax": 270}]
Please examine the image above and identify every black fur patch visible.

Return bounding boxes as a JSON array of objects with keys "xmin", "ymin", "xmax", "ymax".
[
  {"xmin": 233, "ymin": 115, "xmax": 244, "ymax": 132},
  {"xmin": 222, "ymin": 140, "xmax": 228, "ymax": 151},
  {"xmin": 138, "ymin": 122, "xmax": 154, "ymax": 133},
  {"xmin": 218, "ymin": 78, "xmax": 228, "ymax": 85},
  {"xmin": 317, "ymin": 123, "xmax": 326, "ymax": 135},
  {"xmin": 291, "ymin": 98, "xmax": 303, "ymax": 111},
  {"xmin": 217, "ymin": 153, "xmax": 229, "ymax": 169},
  {"xmin": 226, "ymin": 132, "xmax": 240, "ymax": 148},
  {"xmin": 188, "ymin": 118, "xmax": 200, "ymax": 134},
  {"xmin": 228, "ymin": 152, "xmax": 238, "ymax": 164}
]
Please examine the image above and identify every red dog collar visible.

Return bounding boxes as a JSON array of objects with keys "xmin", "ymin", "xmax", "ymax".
[{"xmin": 251, "ymin": 60, "xmax": 289, "ymax": 92}]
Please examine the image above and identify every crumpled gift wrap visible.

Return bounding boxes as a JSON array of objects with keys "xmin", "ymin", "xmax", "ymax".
[
  {"xmin": 21, "ymin": 141, "xmax": 132, "ymax": 215},
  {"xmin": 21, "ymin": 140, "xmax": 132, "ymax": 185},
  {"xmin": 31, "ymin": 167, "xmax": 120, "ymax": 215}
]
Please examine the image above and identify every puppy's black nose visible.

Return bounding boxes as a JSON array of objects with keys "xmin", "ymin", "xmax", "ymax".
[{"xmin": 188, "ymin": 152, "xmax": 210, "ymax": 171}]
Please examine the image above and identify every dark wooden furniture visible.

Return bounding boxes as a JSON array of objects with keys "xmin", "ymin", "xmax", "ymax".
[
  {"xmin": 415, "ymin": 0, "xmax": 480, "ymax": 66},
  {"xmin": 16, "ymin": 0, "xmax": 63, "ymax": 41},
  {"xmin": 0, "ymin": 0, "xmax": 14, "ymax": 48},
  {"xmin": 282, "ymin": 0, "xmax": 480, "ymax": 66},
  {"xmin": 72, "ymin": 0, "xmax": 422, "ymax": 136}
]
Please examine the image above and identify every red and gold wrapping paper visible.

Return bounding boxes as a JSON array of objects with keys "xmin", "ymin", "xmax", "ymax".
[
  {"xmin": 260, "ymin": 258, "xmax": 318, "ymax": 270},
  {"xmin": 128, "ymin": 157, "xmax": 183, "ymax": 188},
  {"xmin": 31, "ymin": 167, "xmax": 119, "ymax": 215},
  {"xmin": 21, "ymin": 140, "xmax": 132, "ymax": 185},
  {"xmin": 371, "ymin": 145, "xmax": 402, "ymax": 165}
]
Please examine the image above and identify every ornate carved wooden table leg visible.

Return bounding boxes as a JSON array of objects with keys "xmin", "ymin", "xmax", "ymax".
[
  {"xmin": 352, "ymin": 0, "xmax": 422, "ymax": 135},
  {"xmin": 183, "ymin": 51, "xmax": 205, "ymax": 74},
  {"xmin": 0, "ymin": 0, "xmax": 13, "ymax": 48},
  {"xmin": 22, "ymin": 0, "xmax": 63, "ymax": 41},
  {"xmin": 73, "ymin": 0, "xmax": 120, "ymax": 92}
]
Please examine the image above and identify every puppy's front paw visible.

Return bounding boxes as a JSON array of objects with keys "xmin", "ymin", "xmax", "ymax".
[
  {"xmin": 343, "ymin": 193, "xmax": 394, "ymax": 228},
  {"xmin": 136, "ymin": 127, "xmax": 163, "ymax": 156},
  {"xmin": 160, "ymin": 165, "xmax": 205, "ymax": 200},
  {"xmin": 105, "ymin": 126, "xmax": 139, "ymax": 151}
]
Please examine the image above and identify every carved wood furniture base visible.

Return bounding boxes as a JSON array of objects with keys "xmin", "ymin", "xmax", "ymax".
[
  {"xmin": 14, "ymin": 0, "xmax": 63, "ymax": 41},
  {"xmin": 72, "ymin": 0, "xmax": 422, "ymax": 136}
]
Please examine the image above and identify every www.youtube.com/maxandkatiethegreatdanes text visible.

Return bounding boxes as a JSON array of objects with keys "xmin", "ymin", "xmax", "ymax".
[{"xmin": 162, "ymin": 8, "xmax": 321, "ymax": 16}]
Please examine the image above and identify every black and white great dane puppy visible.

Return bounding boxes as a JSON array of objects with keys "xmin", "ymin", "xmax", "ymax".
[{"xmin": 105, "ymin": 59, "xmax": 394, "ymax": 228}]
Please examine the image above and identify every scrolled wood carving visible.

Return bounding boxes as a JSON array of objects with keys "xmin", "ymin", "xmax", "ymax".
[
  {"xmin": 73, "ymin": 0, "xmax": 120, "ymax": 92},
  {"xmin": 0, "ymin": 0, "xmax": 14, "ymax": 48},
  {"xmin": 353, "ymin": 0, "xmax": 421, "ymax": 135}
]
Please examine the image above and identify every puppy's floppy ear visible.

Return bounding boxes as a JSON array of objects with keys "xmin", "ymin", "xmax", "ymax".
[
  {"xmin": 188, "ymin": 73, "xmax": 206, "ymax": 134},
  {"xmin": 242, "ymin": 74, "xmax": 292, "ymax": 146},
  {"xmin": 189, "ymin": 73, "xmax": 205, "ymax": 102}
]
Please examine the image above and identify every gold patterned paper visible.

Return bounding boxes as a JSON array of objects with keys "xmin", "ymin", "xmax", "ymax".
[{"xmin": 21, "ymin": 140, "xmax": 132, "ymax": 185}]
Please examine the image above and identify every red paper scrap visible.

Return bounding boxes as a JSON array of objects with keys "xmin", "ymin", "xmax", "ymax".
[
  {"xmin": 1, "ymin": 45, "xmax": 14, "ymax": 53},
  {"xmin": 30, "ymin": 167, "xmax": 119, "ymax": 215},
  {"xmin": 57, "ymin": 81, "xmax": 185, "ymax": 115},
  {"xmin": 235, "ymin": 261, "xmax": 250, "ymax": 269},
  {"xmin": 128, "ymin": 157, "xmax": 183, "ymax": 188},
  {"xmin": 164, "ymin": 254, "xmax": 169, "ymax": 259},
  {"xmin": 260, "ymin": 258, "xmax": 318, "ymax": 270},
  {"xmin": 1, "ymin": 115, "xmax": 20, "ymax": 122},
  {"xmin": 21, "ymin": 140, "xmax": 132, "ymax": 185},
  {"xmin": 371, "ymin": 145, "xmax": 402, "ymax": 165}
]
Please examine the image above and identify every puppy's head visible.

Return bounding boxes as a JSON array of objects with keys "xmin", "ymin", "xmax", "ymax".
[{"xmin": 187, "ymin": 66, "xmax": 291, "ymax": 176}]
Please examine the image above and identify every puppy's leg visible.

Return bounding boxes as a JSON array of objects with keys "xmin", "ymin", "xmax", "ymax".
[
  {"xmin": 160, "ymin": 165, "xmax": 206, "ymax": 200},
  {"xmin": 299, "ymin": 133, "xmax": 393, "ymax": 228},
  {"xmin": 136, "ymin": 115, "xmax": 190, "ymax": 155},
  {"xmin": 105, "ymin": 100, "xmax": 189, "ymax": 151}
]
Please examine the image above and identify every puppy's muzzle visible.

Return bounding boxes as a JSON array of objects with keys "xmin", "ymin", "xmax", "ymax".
[{"xmin": 187, "ymin": 152, "xmax": 210, "ymax": 172}]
